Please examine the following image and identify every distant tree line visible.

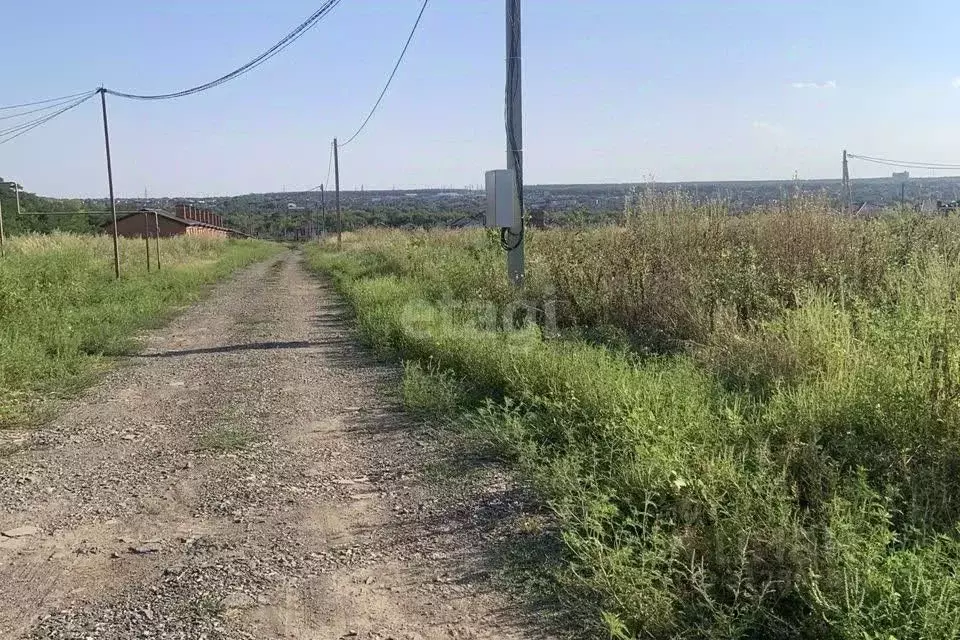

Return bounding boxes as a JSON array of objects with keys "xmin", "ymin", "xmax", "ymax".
[
  {"xmin": 0, "ymin": 180, "xmax": 105, "ymax": 236},
  {"xmin": 12, "ymin": 175, "xmax": 960, "ymax": 241}
]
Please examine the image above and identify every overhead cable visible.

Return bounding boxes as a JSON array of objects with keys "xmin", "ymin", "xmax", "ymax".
[
  {"xmin": 0, "ymin": 97, "xmax": 97, "ymax": 148},
  {"xmin": 105, "ymin": 0, "xmax": 343, "ymax": 101},
  {"xmin": 0, "ymin": 91, "xmax": 98, "ymax": 138},
  {"xmin": 848, "ymin": 153, "xmax": 960, "ymax": 170},
  {"xmin": 325, "ymin": 139, "xmax": 334, "ymax": 186},
  {"xmin": 0, "ymin": 93, "xmax": 97, "ymax": 122},
  {"xmin": 0, "ymin": 90, "xmax": 97, "ymax": 111},
  {"xmin": 305, "ymin": 142, "xmax": 335, "ymax": 192},
  {"xmin": 339, "ymin": 0, "xmax": 429, "ymax": 147},
  {"xmin": 0, "ymin": 91, "xmax": 98, "ymax": 146}
]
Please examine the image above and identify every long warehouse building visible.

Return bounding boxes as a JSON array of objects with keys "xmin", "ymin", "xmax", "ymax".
[{"xmin": 102, "ymin": 204, "xmax": 248, "ymax": 239}]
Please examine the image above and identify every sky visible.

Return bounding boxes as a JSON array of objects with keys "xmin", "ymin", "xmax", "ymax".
[{"xmin": 4, "ymin": 0, "xmax": 960, "ymax": 198}]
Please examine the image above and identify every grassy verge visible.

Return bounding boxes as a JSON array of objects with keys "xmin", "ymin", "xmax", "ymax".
[
  {"xmin": 305, "ymin": 211, "xmax": 960, "ymax": 640},
  {"xmin": 0, "ymin": 233, "xmax": 279, "ymax": 427}
]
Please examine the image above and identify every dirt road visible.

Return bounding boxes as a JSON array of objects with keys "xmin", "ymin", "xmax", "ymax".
[{"xmin": 0, "ymin": 252, "xmax": 550, "ymax": 639}]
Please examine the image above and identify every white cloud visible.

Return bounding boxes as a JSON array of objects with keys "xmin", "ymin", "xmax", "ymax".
[
  {"xmin": 951, "ymin": 77, "xmax": 960, "ymax": 88},
  {"xmin": 790, "ymin": 80, "xmax": 837, "ymax": 89}
]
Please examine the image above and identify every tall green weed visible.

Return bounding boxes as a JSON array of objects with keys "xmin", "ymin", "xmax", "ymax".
[
  {"xmin": 306, "ymin": 208, "xmax": 960, "ymax": 639},
  {"xmin": 0, "ymin": 233, "xmax": 278, "ymax": 426}
]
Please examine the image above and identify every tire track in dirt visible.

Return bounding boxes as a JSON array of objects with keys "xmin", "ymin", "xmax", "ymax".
[{"xmin": 0, "ymin": 251, "xmax": 553, "ymax": 639}]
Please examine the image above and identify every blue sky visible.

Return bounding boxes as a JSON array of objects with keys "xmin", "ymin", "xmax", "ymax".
[{"xmin": 4, "ymin": 0, "xmax": 960, "ymax": 198}]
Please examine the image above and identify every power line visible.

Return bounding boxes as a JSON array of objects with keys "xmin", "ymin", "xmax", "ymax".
[
  {"xmin": 0, "ymin": 93, "xmax": 94, "ymax": 145},
  {"xmin": 0, "ymin": 94, "xmax": 95, "ymax": 146},
  {"xmin": 1, "ymin": 0, "xmax": 422, "ymax": 181},
  {"xmin": 340, "ymin": 0, "xmax": 429, "ymax": 147},
  {"xmin": 306, "ymin": 140, "xmax": 335, "ymax": 191},
  {"xmin": 0, "ymin": 91, "xmax": 97, "ymax": 144},
  {"xmin": 0, "ymin": 91, "xmax": 98, "ymax": 146},
  {"xmin": 0, "ymin": 90, "xmax": 97, "ymax": 112},
  {"xmin": 325, "ymin": 139, "xmax": 334, "ymax": 186},
  {"xmin": 0, "ymin": 93, "xmax": 90, "ymax": 136},
  {"xmin": 105, "ymin": 0, "xmax": 343, "ymax": 101},
  {"xmin": 0, "ymin": 94, "xmax": 96, "ymax": 122},
  {"xmin": 850, "ymin": 155, "xmax": 960, "ymax": 169},
  {"xmin": 848, "ymin": 153, "xmax": 960, "ymax": 170}
]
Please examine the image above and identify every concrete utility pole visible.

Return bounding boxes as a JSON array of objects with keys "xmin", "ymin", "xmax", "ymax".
[
  {"xmin": 505, "ymin": 0, "xmax": 524, "ymax": 285},
  {"xmin": 841, "ymin": 149, "xmax": 851, "ymax": 215},
  {"xmin": 320, "ymin": 184, "xmax": 326, "ymax": 237},
  {"xmin": 0, "ymin": 200, "xmax": 5, "ymax": 258},
  {"xmin": 334, "ymin": 138, "xmax": 342, "ymax": 250},
  {"xmin": 100, "ymin": 89, "xmax": 121, "ymax": 278}
]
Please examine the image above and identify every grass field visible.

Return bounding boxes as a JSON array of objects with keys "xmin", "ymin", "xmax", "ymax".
[
  {"xmin": 0, "ymin": 233, "xmax": 278, "ymax": 428},
  {"xmin": 306, "ymin": 203, "xmax": 960, "ymax": 640}
]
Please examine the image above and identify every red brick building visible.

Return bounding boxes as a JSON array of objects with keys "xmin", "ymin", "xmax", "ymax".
[{"xmin": 102, "ymin": 205, "xmax": 244, "ymax": 239}]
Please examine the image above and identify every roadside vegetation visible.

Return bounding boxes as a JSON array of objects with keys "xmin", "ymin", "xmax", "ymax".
[
  {"xmin": 305, "ymin": 196, "xmax": 960, "ymax": 639},
  {"xmin": 0, "ymin": 234, "xmax": 278, "ymax": 428}
]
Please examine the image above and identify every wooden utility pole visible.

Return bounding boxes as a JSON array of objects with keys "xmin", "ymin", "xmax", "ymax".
[
  {"xmin": 100, "ymin": 89, "xmax": 121, "ymax": 278},
  {"xmin": 0, "ymin": 181, "xmax": 20, "ymax": 258},
  {"xmin": 334, "ymin": 138, "xmax": 342, "ymax": 250},
  {"xmin": 143, "ymin": 211, "xmax": 151, "ymax": 272},
  {"xmin": 154, "ymin": 210, "xmax": 161, "ymax": 271},
  {"xmin": 505, "ymin": 0, "xmax": 524, "ymax": 285}
]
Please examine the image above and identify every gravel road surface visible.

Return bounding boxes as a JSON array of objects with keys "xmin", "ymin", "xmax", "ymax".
[{"xmin": 0, "ymin": 252, "xmax": 552, "ymax": 639}]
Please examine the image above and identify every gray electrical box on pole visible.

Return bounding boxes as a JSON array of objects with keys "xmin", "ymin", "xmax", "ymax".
[{"xmin": 486, "ymin": 170, "xmax": 516, "ymax": 227}]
